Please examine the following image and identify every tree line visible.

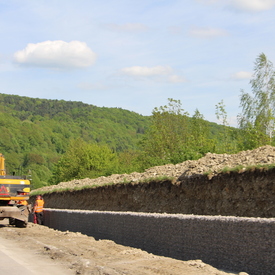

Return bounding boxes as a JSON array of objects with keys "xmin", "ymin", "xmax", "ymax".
[{"xmin": 0, "ymin": 53, "xmax": 274, "ymax": 189}]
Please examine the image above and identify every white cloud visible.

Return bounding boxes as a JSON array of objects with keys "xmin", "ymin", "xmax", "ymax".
[
  {"xmin": 196, "ymin": 0, "xmax": 219, "ymax": 4},
  {"xmin": 121, "ymin": 66, "xmax": 185, "ymax": 84},
  {"xmin": 189, "ymin": 27, "xmax": 227, "ymax": 38},
  {"xmin": 229, "ymin": 0, "xmax": 275, "ymax": 12},
  {"xmin": 168, "ymin": 75, "xmax": 186, "ymax": 83},
  {"xmin": 168, "ymin": 26, "xmax": 182, "ymax": 35},
  {"xmin": 105, "ymin": 23, "xmax": 148, "ymax": 32},
  {"xmin": 13, "ymin": 40, "xmax": 96, "ymax": 69},
  {"xmin": 231, "ymin": 71, "xmax": 252, "ymax": 80},
  {"xmin": 78, "ymin": 82, "xmax": 109, "ymax": 91},
  {"xmin": 121, "ymin": 66, "xmax": 173, "ymax": 76},
  {"xmin": 197, "ymin": 0, "xmax": 275, "ymax": 12}
]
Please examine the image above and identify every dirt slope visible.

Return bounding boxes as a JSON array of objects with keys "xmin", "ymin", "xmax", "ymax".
[
  {"xmin": 35, "ymin": 145, "xmax": 275, "ymax": 218},
  {"xmin": 36, "ymin": 145, "xmax": 275, "ymax": 193}
]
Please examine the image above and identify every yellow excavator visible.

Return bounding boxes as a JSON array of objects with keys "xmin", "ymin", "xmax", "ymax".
[{"xmin": 0, "ymin": 153, "xmax": 31, "ymax": 227}]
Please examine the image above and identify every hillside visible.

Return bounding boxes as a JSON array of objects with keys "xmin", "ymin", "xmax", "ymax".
[
  {"xmin": 0, "ymin": 93, "xmax": 240, "ymax": 189},
  {"xmin": 0, "ymin": 93, "xmax": 150, "ymax": 186},
  {"xmin": 0, "ymin": 93, "xmax": 149, "ymax": 151}
]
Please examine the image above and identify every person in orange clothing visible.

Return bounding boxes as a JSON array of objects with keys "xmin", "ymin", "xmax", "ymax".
[{"xmin": 33, "ymin": 195, "xmax": 44, "ymax": 225}]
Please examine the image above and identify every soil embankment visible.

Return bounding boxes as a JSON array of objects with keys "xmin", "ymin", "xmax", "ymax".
[
  {"xmin": 39, "ymin": 169, "xmax": 275, "ymax": 217},
  {"xmin": 35, "ymin": 145, "xmax": 275, "ymax": 218}
]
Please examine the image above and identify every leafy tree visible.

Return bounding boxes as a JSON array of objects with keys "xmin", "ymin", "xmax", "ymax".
[
  {"xmin": 117, "ymin": 149, "xmax": 143, "ymax": 174},
  {"xmin": 215, "ymin": 100, "xmax": 241, "ymax": 153},
  {"xmin": 215, "ymin": 100, "xmax": 229, "ymax": 127},
  {"xmin": 190, "ymin": 109, "xmax": 213, "ymax": 155},
  {"xmin": 140, "ymin": 98, "xmax": 191, "ymax": 166},
  {"xmin": 23, "ymin": 153, "xmax": 45, "ymax": 166},
  {"xmin": 50, "ymin": 138, "xmax": 118, "ymax": 183},
  {"xmin": 28, "ymin": 165, "xmax": 52, "ymax": 189},
  {"xmin": 215, "ymin": 100, "xmax": 230, "ymax": 152},
  {"xmin": 238, "ymin": 53, "xmax": 275, "ymax": 147}
]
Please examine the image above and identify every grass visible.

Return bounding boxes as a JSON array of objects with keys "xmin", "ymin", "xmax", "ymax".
[
  {"xmin": 203, "ymin": 163, "xmax": 275, "ymax": 176},
  {"xmin": 30, "ymin": 176, "xmax": 175, "ymax": 196},
  {"xmin": 140, "ymin": 176, "xmax": 174, "ymax": 183},
  {"xmin": 31, "ymin": 164, "xmax": 275, "ymax": 196}
]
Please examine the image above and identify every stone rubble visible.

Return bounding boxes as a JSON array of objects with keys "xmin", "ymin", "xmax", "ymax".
[{"xmin": 35, "ymin": 145, "xmax": 275, "ymax": 193}]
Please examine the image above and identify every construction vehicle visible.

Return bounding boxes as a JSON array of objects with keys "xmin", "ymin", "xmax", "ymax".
[{"xmin": 0, "ymin": 153, "xmax": 31, "ymax": 227}]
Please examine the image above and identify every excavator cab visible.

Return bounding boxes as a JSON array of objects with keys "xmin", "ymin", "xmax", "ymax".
[{"xmin": 0, "ymin": 153, "xmax": 31, "ymax": 227}]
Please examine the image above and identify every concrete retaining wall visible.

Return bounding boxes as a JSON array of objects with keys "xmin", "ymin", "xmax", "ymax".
[{"xmin": 43, "ymin": 209, "xmax": 275, "ymax": 275}]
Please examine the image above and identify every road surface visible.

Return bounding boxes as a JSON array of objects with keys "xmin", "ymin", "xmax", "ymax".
[{"xmin": 0, "ymin": 220, "xmax": 73, "ymax": 275}]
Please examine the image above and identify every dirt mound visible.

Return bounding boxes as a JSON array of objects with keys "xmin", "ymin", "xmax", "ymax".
[{"xmin": 35, "ymin": 145, "xmax": 275, "ymax": 193}]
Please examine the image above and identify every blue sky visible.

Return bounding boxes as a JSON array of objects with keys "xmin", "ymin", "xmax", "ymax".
[{"xmin": 0, "ymin": 0, "xmax": 275, "ymax": 126}]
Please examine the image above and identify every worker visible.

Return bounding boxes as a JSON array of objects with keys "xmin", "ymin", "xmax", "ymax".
[{"xmin": 33, "ymin": 195, "xmax": 44, "ymax": 225}]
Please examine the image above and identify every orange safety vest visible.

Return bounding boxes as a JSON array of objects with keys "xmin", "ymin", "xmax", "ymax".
[{"xmin": 34, "ymin": 199, "xmax": 44, "ymax": 213}]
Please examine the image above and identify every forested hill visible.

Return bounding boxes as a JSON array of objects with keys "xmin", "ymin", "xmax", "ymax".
[
  {"xmin": 0, "ymin": 93, "xmax": 150, "ymax": 186},
  {"xmin": 0, "ymin": 93, "xmax": 241, "ymax": 189},
  {"xmin": 0, "ymin": 93, "xmax": 149, "ymax": 150}
]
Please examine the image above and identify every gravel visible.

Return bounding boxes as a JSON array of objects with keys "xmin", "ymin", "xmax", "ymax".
[{"xmin": 35, "ymin": 145, "xmax": 275, "ymax": 193}]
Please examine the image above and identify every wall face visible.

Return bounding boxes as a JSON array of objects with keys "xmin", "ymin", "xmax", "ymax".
[
  {"xmin": 44, "ymin": 209, "xmax": 275, "ymax": 275},
  {"xmin": 42, "ymin": 169, "xmax": 275, "ymax": 218},
  {"xmin": 38, "ymin": 169, "xmax": 275, "ymax": 274}
]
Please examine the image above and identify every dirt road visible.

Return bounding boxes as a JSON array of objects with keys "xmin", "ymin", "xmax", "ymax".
[
  {"xmin": 0, "ymin": 220, "xmax": 245, "ymax": 275},
  {"xmin": 0, "ymin": 235, "xmax": 73, "ymax": 275}
]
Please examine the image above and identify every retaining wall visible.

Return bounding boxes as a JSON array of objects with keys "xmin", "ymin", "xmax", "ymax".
[{"xmin": 43, "ymin": 209, "xmax": 275, "ymax": 275}]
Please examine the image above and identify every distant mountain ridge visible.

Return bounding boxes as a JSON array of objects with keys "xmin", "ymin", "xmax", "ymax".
[
  {"xmin": 0, "ymin": 93, "xmax": 237, "ymax": 189},
  {"xmin": 0, "ymin": 93, "xmax": 150, "ymax": 187}
]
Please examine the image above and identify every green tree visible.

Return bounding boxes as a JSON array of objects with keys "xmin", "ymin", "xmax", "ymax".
[
  {"xmin": 117, "ymin": 149, "xmax": 143, "ymax": 174},
  {"xmin": 50, "ymin": 138, "xmax": 118, "ymax": 184},
  {"xmin": 215, "ymin": 100, "xmax": 230, "ymax": 152},
  {"xmin": 215, "ymin": 100, "xmax": 240, "ymax": 153},
  {"xmin": 140, "ymin": 98, "xmax": 191, "ymax": 167},
  {"xmin": 190, "ymin": 109, "xmax": 213, "ymax": 155},
  {"xmin": 238, "ymin": 53, "xmax": 275, "ymax": 147},
  {"xmin": 215, "ymin": 100, "xmax": 229, "ymax": 127}
]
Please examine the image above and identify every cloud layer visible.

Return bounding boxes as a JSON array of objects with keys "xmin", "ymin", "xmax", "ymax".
[
  {"xmin": 121, "ymin": 66, "xmax": 173, "ymax": 76},
  {"xmin": 231, "ymin": 71, "xmax": 252, "ymax": 80},
  {"xmin": 230, "ymin": 0, "xmax": 275, "ymax": 12},
  {"xmin": 189, "ymin": 27, "xmax": 227, "ymax": 38},
  {"xmin": 121, "ymin": 66, "xmax": 185, "ymax": 83},
  {"xmin": 105, "ymin": 23, "xmax": 148, "ymax": 32},
  {"xmin": 197, "ymin": 0, "xmax": 275, "ymax": 11},
  {"xmin": 14, "ymin": 40, "xmax": 96, "ymax": 69}
]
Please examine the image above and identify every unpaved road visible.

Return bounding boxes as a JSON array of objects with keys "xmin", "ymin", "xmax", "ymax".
[
  {"xmin": 0, "ymin": 235, "xmax": 73, "ymax": 275},
  {"xmin": 0, "ymin": 221, "xmax": 245, "ymax": 275}
]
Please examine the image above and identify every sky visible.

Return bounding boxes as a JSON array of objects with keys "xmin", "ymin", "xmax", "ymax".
[{"xmin": 1, "ymin": 0, "xmax": 275, "ymax": 126}]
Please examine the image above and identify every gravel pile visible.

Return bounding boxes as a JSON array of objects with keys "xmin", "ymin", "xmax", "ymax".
[{"xmin": 35, "ymin": 145, "xmax": 275, "ymax": 193}]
